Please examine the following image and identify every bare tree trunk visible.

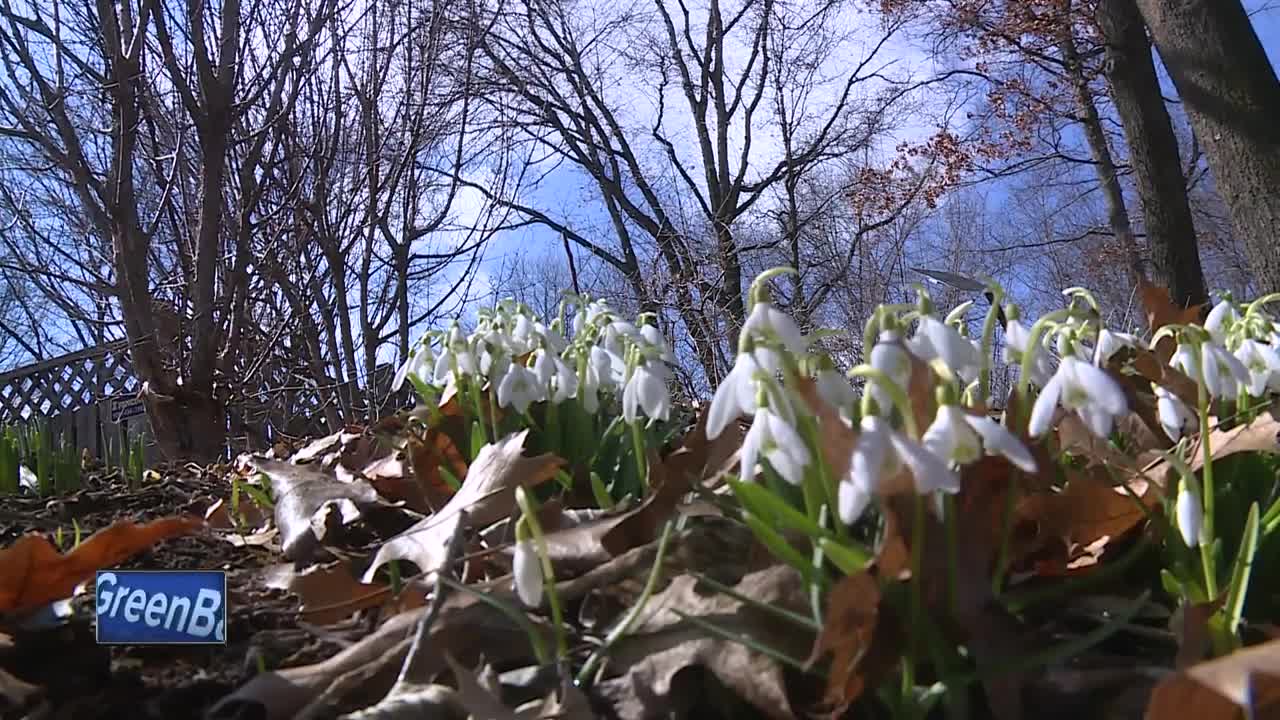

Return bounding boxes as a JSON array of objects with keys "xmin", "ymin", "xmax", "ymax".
[
  {"xmin": 1135, "ymin": 0, "xmax": 1280, "ymax": 295},
  {"xmin": 1097, "ymin": 0, "xmax": 1207, "ymax": 307},
  {"xmin": 1058, "ymin": 18, "xmax": 1146, "ymax": 290}
]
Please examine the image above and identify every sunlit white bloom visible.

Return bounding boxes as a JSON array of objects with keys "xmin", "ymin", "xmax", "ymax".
[
  {"xmin": 1004, "ymin": 319, "xmax": 1053, "ymax": 386},
  {"xmin": 740, "ymin": 406, "xmax": 811, "ymax": 486},
  {"xmin": 433, "ymin": 328, "xmax": 477, "ymax": 383},
  {"xmin": 707, "ymin": 350, "xmax": 764, "ymax": 440},
  {"xmin": 532, "ymin": 349, "xmax": 578, "ymax": 404},
  {"xmin": 1028, "ymin": 356, "xmax": 1127, "ymax": 438},
  {"xmin": 842, "ymin": 415, "xmax": 959, "ymax": 522},
  {"xmin": 392, "ymin": 346, "xmax": 434, "ymax": 392},
  {"xmin": 815, "ymin": 367, "xmax": 858, "ymax": 418},
  {"xmin": 1175, "ymin": 481, "xmax": 1203, "ymax": 548},
  {"xmin": 742, "ymin": 301, "xmax": 806, "ymax": 353},
  {"xmin": 869, "ymin": 331, "xmax": 911, "ymax": 412},
  {"xmin": 1057, "ymin": 332, "xmax": 1093, "ymax": 363},
  {"xmin": 640, "ymin": 323, "xmax": 676, "ymax": 363},
  {"xmin": 907, "ymin": 316, "xmax": 981, "ymax": 382},
  {"xmin": 497, "ymin": 363, "xmax": 545, "ymax": 414},
  {"xmin": 535, "ymin": 321, "xmax": 569, "ymax": 354},
  {"xmin": 1234, "ymin": 338, "xmax": 1280, "ymax": 396},
  {"xmin": 510, "ymin": 314, "xmax": 537, "ymax": 355},
  {"xmin": 837, "ymin": 480, "xmax": 872, "ymax": 527},
  {"xmin": 1175, "ymin": 341, "xmax": 1250, "ymax": 399},
  {"xmin": 1154, "ymin": 385, "xmax": 1196, "ymax": 442},
  {"xmin": 622, "ymin": 363, "xmax": 671, "ymax": 423},
  {"xmin": 1204, "ymin": 299, "xmax": 1239, "ymax": 345},
  {"xmin": 922, "ymin": 405, "xmax": 1036, "ymax": 472},
  {"xmin": 513, "ymin": 539, "xmax": 544, "ymax": 607},
  {"xmin": 1095, "ymin": 329, "xmax": 1144, "ymax": 367}
]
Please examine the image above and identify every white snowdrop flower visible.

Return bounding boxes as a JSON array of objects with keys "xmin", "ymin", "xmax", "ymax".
[
  {"xmin": 532, "ymin": 348, "xmax": 556, "ymax": 386},
  {"xmin": 847, "ymin": 415, "xmax": 959, "ymax": 501},
  {"xmin": 742, "ymin": 301, "xmax": 806, "ymax": 354},
  {"xmin": 549, "ymin": 354, "xmax": 579, "ymax": 404},
  {"xmin": 922, "ymin": 404, "xmax": 1037, "ymax": 473},
  {"xmin": 512, "ymin": 539, "xmax": 544, "ymax": 607},
  {"xmin": 535, "ymin": 321, "xmax": 569, "ymax": 355},
  {"xmin": 838, "ymin": 477, "xmax": 873, "ymax": 526},
  {"xmin": 869, "ymin": 331, "xmax": 912, "ymax": 412},
  {"xmin": 1095, "ymin": 329, "xmax": 1144, "ymax": 367},
  {"xmin": 1175, "ymin": 481, "xmax": 1203, "ymax": 549},
  {"xmin": 622, "ymin": 363, "xmax": 671, "ymax": 423},
  {"xmin": 497, "ymin": 363, "xmax": 545, "ymax": 414},
  {"xmin": 740, "ymin": 406, "xmax": 811, "ymax": 486},
  {"xmin": 588, "ymin": 345, "xmax": 616, "ymax": 390},
  {"xmin": 1200, "ymin": 342, "xmax": 1250, "ymax": 399},
  {"xmin": 907, "ymin": 316, "xmax": 981, "ymax": 382},
  {"xmin": 1028, "ymin": 356, "xmax": 1128, "ymax": 439},
  {"xmin": 1154, "ymin": 385, "xmax": 1196, "ymax": 442},
  {"xmin": 639, "ymin": 323, "xmax": 676, "ymax": 363},
  {"xmin": 1056, "ymin": 332, "xmax": 1093, "ymax": 363},
  {"xmin": 392, "ymin": 346, "xmax": 433, "ymax": 392},
  {"xmin": 1004, "ymin": 319, "xmax": 1054, "ymax": 387},
  {"xmin": 433, "ymin": 335, "xmax": 477, "ymax": 384},
  {"xmin": 510, "ymin": 314, "xmax": 537, "ymax": 355},
  {"xmin": 707, "ymin": 350, "xmax": 764, "ymax": 440},
  {"xmin": 815, "ymin": 367, "xmax": 858, "ymax": 417},
  {"xmin": 1204, "ymin": 299, "xmax": 1239, "ymax": 345},
  {"xmin": 1234, "ymin": 338, "xmax": 1280, "ymax": 396}
]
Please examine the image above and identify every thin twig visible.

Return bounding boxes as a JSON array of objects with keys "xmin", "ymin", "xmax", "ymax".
[{"xmin": 398, "ymin": 508, "xmax": 469, "ymax": 685}]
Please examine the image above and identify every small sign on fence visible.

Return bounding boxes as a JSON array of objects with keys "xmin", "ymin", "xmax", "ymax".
[{"xmin": 110, "ymin": 396, "xmax": 145, "ymax": 423}]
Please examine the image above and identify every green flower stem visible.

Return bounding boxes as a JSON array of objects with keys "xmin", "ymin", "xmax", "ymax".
[
  {"xmin": 515, "ymin": 488, "xmax": 568, "ymax": 660},
  {"xmin": 848, "ymin": 365, "xmax": 919, "ymax": 438},
  {"xmin": 1196, "ymin": 366, "xmax": 1218, "ymax": 600},
  {"xmin": 903, "ymin": 493, "xmax": 927, "ymax": 706},
  {"xmin": 576, "ymin": 520, "xmax": 675, "ymax": 685},
  {"xmin": 978, "ymin": 287, "xmax": 1004, "ymax": 405},
  {"xmin": 991, "ymin": 474, "xmax": 1018, "ymax": 597},
  {"xmin": 630, "ymin": 420, "xmax": 649, "ymax": 488}
]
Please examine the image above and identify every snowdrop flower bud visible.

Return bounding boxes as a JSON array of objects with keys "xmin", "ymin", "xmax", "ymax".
[
  {"xmin": 622, "ymin": 363, "xmax": 671, "ymax": 423},
  {"xmin": 513, "ymin": 538, "xmax": 544, "ymax": 607},
  {"xmin": 1204, "ymin": 299, "xmax": 1239, "ymax": 345},
  {"xmin": 1154, "ymin": 385, "xmax": 1196, "ymax": 442},
  {"xmin": 1234, "ymin": 338, "xmax": 1280, "ymax": 397},
  {"xmin": 511, "ymin": 314, "xmax": 536, "ymax": 355},
  {"xmin": 838, "ymin": 479, "xmax": 872, "ymax": 526},
  {"xmin": 640, "ymin": 323, "xmax": 676, "ymax": 363},
  {"xmin": 1028, "ymin": 356, "xmax": 1127, "ymax": 439},
  {"xmin": 740, "ymin": 406, "xmax": 811, "ymax": 485},
  {"xmin": 1175, "ymin": 481, "xmax": 1203, "ymax": 549},
  {"xmin": 742, "ymin": 301, "xmax": 806, "ymax": 354},
  {"xmin": 922, "ymin": 405, "xmax": 1036, "ymax": 472}
]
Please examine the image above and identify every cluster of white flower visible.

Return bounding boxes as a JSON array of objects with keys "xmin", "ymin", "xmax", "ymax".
[
  {"xmin": 394, "ymin": 275, "xmax": 1280, "ymax": 556},
  {"xmin": 391, "ymin": 297, "xmax": 675, "ymax": 423}
]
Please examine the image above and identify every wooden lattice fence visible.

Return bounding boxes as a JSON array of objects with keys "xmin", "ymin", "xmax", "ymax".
[{"xmin": 0, "ymin": 342, "xmax": 409, "ymax": 464}]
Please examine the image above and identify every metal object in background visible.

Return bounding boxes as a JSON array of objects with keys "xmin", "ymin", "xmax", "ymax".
[{"xmin": 910, "ymin": 267, "xmax": 1007, "ymax": 328}]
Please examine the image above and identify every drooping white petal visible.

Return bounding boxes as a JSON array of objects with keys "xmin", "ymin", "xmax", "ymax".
[
  {"xmin": 816, "ymin": 368, "xmax": 858, "ymax": 413},
  {"xmin": 1172, "ymin": 343, "xmax": 1203, "ymax": 386},
  {"xmin": 1095, "ymin": 329, "xmax": 1137, "ymax": 367},
  {"xmin": 1154, "ymin": 385, "xmax": 1195, "ymax": 442},
  {"xmin": 635, "ymin": 365, "xmax": 672, "ymax": 421},
  {"xmin": 922, "ymin": 405, "xmax": 981, "ymax": 466},
  {"xmin": 889, "ymin": 432, "xmax": 960, "ymax": 494},
  {"xmin": 870, "ymin": 334, "xmax": 911, "ymax": 411},
  {"xmin": 765, "ymin": 447, "xmax": 806, "ymax": 486},
  {"xmin": 1027, "ymin": 371, "xmax": 1066, "ymax": 437},
  {"xmin": 766, "ymin": 412, "xmax": 811, "ymax": 468},
  {"xmin": 838, "ymin": 479, "xmax": 872, "ymax": 525},
  {"xmin": 513, "ymin": 539, "xmax": 544, "ymax": 607},
  {"xmin": 1175, "ymin": 483, "xmax": 1202, "ymax": 548},
  {"xmin": 707, "ymin": 352, "xmax": 759, "ymax": 440},
  {"xmin": 850, "ymin": 418, "xmax": 894, "ymax": 493},
  {"xmin": 917, "ymin": 317, "xmax": 981, "ymax": 379},
  {"xmin": 740, "ymin": 408, "xmax": 769, "ymax": 482},
  {"xmin": 1235, "ymin": 339, "xmax": 1280, "ymax": 396},
  {"xmin": 1204, "ymin": 300, "xmax": 1238, "ymax": 344},
  {"xmin": 1069, "ymin": 359, "xmax": 1128, "ymax": 415},
  {"xmin": 965, "ymin": 414, "xmax": 1037, "ymax": 473},
  {"xmin": 744, "ymin": 301, "xmax": 806, "ymax": 353},
  {"xmin": 1202, "ymin": 343, "xmax": 1248, "ymax": 399}
]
